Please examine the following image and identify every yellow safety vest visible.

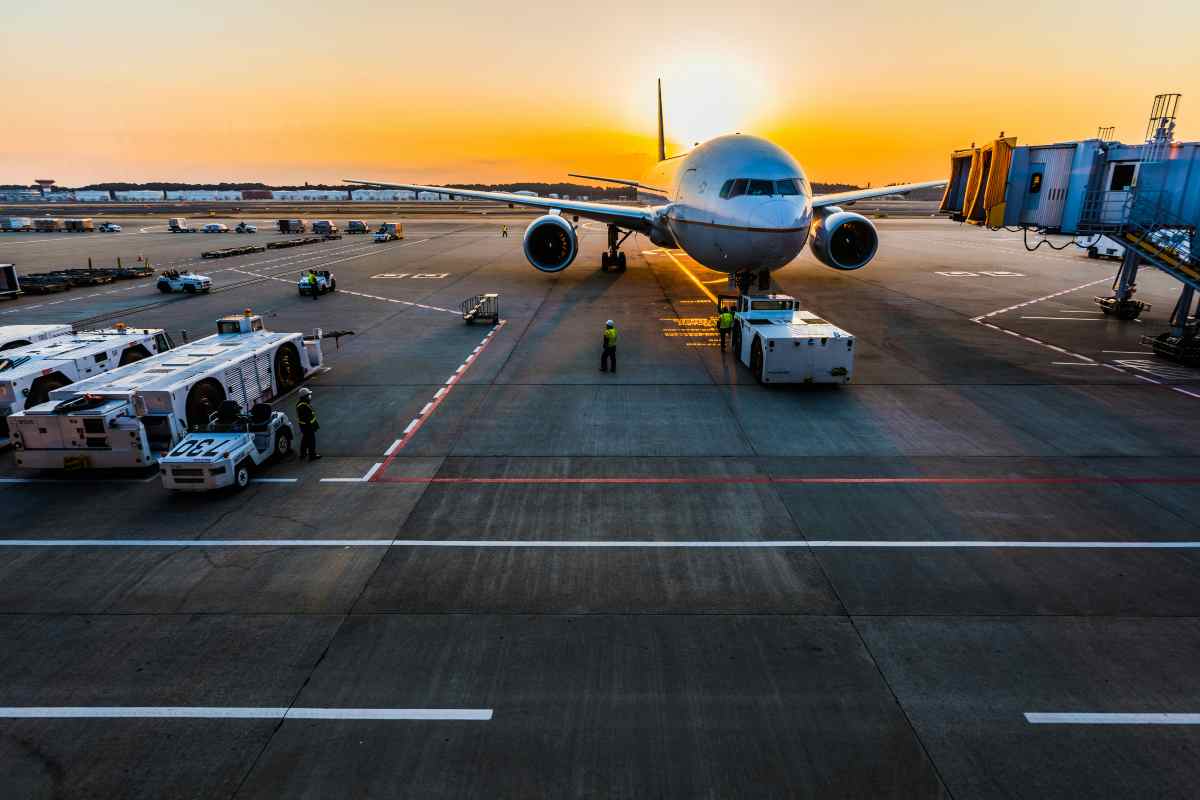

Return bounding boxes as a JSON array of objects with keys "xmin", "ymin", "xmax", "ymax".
[
  {"xmin": 604, "ymin": 327, "xmax": 617, "ymax": 347},
  {"xmin": 718, "ymin": 312, "xmax": 734, "ymax": 330}
]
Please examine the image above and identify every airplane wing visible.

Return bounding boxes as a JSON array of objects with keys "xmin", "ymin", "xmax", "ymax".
[
  {"xmin": 344, "ymin": 179, "xmax": 657, "ymax": 232},
  {"xmin": 567, "ymin": 173, "xmax": 667, "ymax": 194},
  {"xmin": 812, "ymin": 180, "xmax": 946, "ymax": 208}
]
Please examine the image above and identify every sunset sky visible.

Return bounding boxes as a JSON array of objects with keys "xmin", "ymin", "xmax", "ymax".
[{"xmin": 3, "ymin": 0, "xmax": 1198, "ymax": 187}]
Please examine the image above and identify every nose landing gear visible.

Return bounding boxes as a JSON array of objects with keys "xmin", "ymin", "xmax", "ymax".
[
  {"xmin": 601, "ymin": 224, "xmax": 630, "ymax": 272},
  {"xmin": 734, "ymin": 270, "xmax": 772, "ymax": 294}
]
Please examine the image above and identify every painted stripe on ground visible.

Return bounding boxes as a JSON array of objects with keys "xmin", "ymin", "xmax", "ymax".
[
  {"xmin": 3, "ymin": 539, "xmax": 1199, "ymax": 549},
  {"xmin": 1025, "ymin": 713, "xmax": 1200, "ymax": 725},
  {"xmin": 0, "ymin": 707, "xmax": 492, "ymax": 721}
]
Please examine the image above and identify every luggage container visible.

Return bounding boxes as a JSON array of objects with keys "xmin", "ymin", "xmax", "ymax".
[
  {"xmin": 10, "ymin": 311, "xmax": 324, "ymax": 470},
  {"xmin": 33, "ymin": 219, "xmax": 64, "ymax": 233},
  {"xmin": 1, "ymin": 218, "xmax": 33, "ymax": 232},
  {"xmin": 63, "ymin": 218, "xmax": 94, "ymax": 232}
]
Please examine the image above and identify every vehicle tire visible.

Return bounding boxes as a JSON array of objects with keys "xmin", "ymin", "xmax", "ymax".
[
  {"xmin": 617, "ymin": 252, "xmax": 627, "ymax": 271},
  {"xmin": 1087, "ymin": 247, "xmax": 1099, "ymax": 260},
  {"xmin": 273, "ymin": 343, "xmax": 303, "ymax": 394},
  {"xmin": 0, "ymin": 339, "xmax": 31, "ymax": 351},
  {"xmin": 601, "ymin": 252, "xmax": 610, "ymax": 271},
  {"xmin": 234, "ymin": 460, "xmax": 251, "ymax": 490},
  {"xmin": 26, "ymin": 373, "xmax": 71, "ymax": 407},
  {"xmin": 185, "ymin": 283, "xmax": 196, "ymax": 294},
  {"xmin": 157, "ymin": 282, "xmax": 171, "ymax": 293},
  {"xmin": 118, "ymin": 344, "xmax": 151, "ymax": 365},
  {"xmin": 185, "ymin": 378, "xmax": 226, "ymax": 430},
  {"xmin": 750, "ymin": 337, "xmax": 765, "ymax": 384},
  {"xmin": 275, "ymin": 430, "xmax": 293, "ymax": 458},
  {"xmin": 731, "ymin": 324, "xmax": 742, "ymax": 356}
]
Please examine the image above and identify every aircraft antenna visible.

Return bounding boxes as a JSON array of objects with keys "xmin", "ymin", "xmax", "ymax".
[{"xmin": 657, "ymin": 79, "xmax": 666, "ymax": 162}]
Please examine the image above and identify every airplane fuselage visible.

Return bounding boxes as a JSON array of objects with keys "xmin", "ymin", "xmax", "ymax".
[{"xmin": 637, "ymin": 134, "xmax": 814, "ymax": 274}]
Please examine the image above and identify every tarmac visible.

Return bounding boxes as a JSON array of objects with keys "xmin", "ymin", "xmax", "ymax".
[{"xmin": 2, "ymin": 212, "xmax": 1200, "ymax": 798}]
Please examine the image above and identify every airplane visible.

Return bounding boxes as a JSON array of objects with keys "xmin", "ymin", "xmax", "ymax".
[{"xmin": 349, "ymin": 80, "xmax": 945, "ymax": 293}]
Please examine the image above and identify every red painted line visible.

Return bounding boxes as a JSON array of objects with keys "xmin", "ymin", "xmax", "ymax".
[
  {"xmin": 371, "ymin": 321, "xmax": 506, "ymax": 481},
  {"xmin": 371, "ymin": 475, "xmax": 1200, "ymax": 486}
]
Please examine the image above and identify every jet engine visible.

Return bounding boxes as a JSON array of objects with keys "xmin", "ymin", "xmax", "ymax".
[
  {"xmin": 522, "ymin": 214, "xmax": 578, "ymax": 273},
  {"xmin": 809, "ymin": 207, "xmax": 878, "ymax": 271}
]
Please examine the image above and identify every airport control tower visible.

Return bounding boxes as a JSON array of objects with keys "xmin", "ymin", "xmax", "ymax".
[{"xmin": 34, "ymin": 179, "xmax": 55, "ymax": 197}]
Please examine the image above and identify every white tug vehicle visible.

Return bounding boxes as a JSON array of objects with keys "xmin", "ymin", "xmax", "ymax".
[
  {"xmin": 156, "ymin": 270, "xmax": 212, "ymax": 294},
  {"xmin": 160, "ymin": 399, "xmax": 295, "ymax": 490},
  {"xmin": 724, "ymin": 293, "xmax": 855, "ymax": 385},
  {"xmin": 298, "ymin": 269, "xmax": 336, "ymax": 297},
  {"xmin": 10, "ymin": 311, "xmax": 323, "ymax": 470}
]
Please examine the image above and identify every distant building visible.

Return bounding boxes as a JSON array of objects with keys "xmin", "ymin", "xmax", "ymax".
[
  {"xmin": 271, "ymin": 189, "xmax": 350, "ymax": 201},
  {"xmin": 74, "ymin": 190, "xmax": 112, "ymax": 202},
  {"xmin": 350, "ymin": 189, "xmax": 416, "ymax": 201},
  {"xmin": 164, "ymin": 190, "xmax": 243, "ymax": 201},
  {"xmin": 113, "ymin": 190, "xmax": 165, "ymax": 202}
]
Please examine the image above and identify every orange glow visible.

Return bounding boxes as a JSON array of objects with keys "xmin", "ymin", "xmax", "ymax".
[{"xmin": 1, "ymin": 0, "xmax": 1197, "ymax": 186}]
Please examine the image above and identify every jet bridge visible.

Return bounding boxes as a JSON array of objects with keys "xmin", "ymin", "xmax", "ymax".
[{"xmin": 941, "ymin": 94, "xmax": 1200, "ymax": 363}]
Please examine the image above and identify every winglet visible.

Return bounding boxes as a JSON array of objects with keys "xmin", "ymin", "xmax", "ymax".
[{"xmin": 657, "ymin": 78, "xmax": 666, "ymax": 162}]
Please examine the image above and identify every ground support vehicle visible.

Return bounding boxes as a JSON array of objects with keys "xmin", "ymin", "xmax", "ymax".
[
  {"xmin": 98, "ymin": 223, "xmax": 122, "ymax": 233},
  {"xmin": 277, "ymin": 219, "xmax": 308, "ymax": 234},
  {"xmin": 43, "ymin": 269, "xmax": 114, "ymax": 287},
  {"xmin": 2, "ymin": 218, "xmax": 33, "ymax": 232},
  {"xmin": 347, "ymin": 220, "xmax": 369, "ymax": 234},
  {"xmin": 724, "ymin": 293, "xmax": 855, "ymax": 385},
  {"xmin": 0, "ymin": 326, "xmax": 171, "ymax": 442},
  {"xmin": 374, "ymin": 222, "xmax": 403, "ymax": 242},
  {"xmin": 168, "ymin": 218, "xmax": 198, "ymax": 233},
  {"xmin": 235, "ymin": 222, "xmax": 258, "ymax": 234},
  {"xmin": 266, "ymin": 236, "xmax": 323, "ymax": 250},
  {"xmin": 33, "ymin": 219, "xmax": 64, "ymax": 233},
  {"xmin": 298, "ymin": 270, "xmax": 336, "ymax": 296},
  {"xmin": 312, "ymin": 220, "xmax": 339, "ymax": 236},
  {"xmin": 63, "ymin": 219, "xmax": 94, "ymax": 233},
  {"xmin": 202, "ymin": 245, "xmax": 266, "ymax": 259},
  {"xmin": 18, "ymin": 275, "xmax": 70, "ymax": 294},
  {"xmin": 0, "ymin": 265, "xmax": 21, "ymax": 300},
  {"xmin": 10, "ymin": 312, "xmax": 324, "ymax": 470},
  {"xmin": 202, "ymin": 223, "xmax": 229, "ymax": 234},
  {"xmin": 160, "ymin": 401, "xmax": 294, "ymax": 490},
  {"xmin": 156, "ymin": 270, "xmax": 212, "ymax": 293},
  {"xmin": 0, "ymin": 324, "xmax": 73, "ymax": 351}
]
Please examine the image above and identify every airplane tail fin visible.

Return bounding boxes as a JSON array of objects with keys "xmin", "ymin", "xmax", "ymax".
[{"xmin": 657, "ymin": 78, "xmax": 666, "ymax": 162}]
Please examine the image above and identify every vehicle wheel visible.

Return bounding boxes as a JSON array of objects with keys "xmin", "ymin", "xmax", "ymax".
[
  {"xmin": 617, "ymin": 252, "xmax": 627, "ymax": 271},
  {"xmin": 275, "ymin": 430, "xmax": 293, "ymax": 458},
  {"xmin": 234, "ymin": 461, "xmax": 251, "ymax": 490},
  {"xmin": 118, "ymin": 344, "xmax": 151, "ymax": 365},
  {"xmin": 273, "ymin": 343, "xmax": 303, "ymax": 394},
  {"xmin": 27, "ymin": 373, "xmax": 70, "ymax": 407},
  {"xmin": 731, "ymin": 324, "xmax": 742, "ymax": 356},
  {"xmin": 601, "ymin": 252, "xmax": 610, "ymax": 271},
  {"xmin": 750, "ymin": 337, "xmax": 765, "ymax": 384},
  {"xmin": 185, "ymin": 378, "xmax": 226, "ymax": 429},
  {"xmin": 1087, "ymin": 247, "xmax": 1099, "ymax": 260},
  {"xmin": 185, "ymin": 283, "xmax": 196, "ymax": 294},
  {"xmin": 157, "ymin": 282, "xmax": 171, "ymax": 293}
]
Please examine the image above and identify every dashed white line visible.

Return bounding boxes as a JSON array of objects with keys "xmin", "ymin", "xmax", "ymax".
[
  {"xmin": 0, "ymin": 707, "xmax": 492, "ymax": 721},
  {"xmin": 1025, "ymin": 713, "xmax": 1200, "ymax": 726}
]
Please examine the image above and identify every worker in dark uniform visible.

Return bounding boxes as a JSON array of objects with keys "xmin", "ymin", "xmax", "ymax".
[
  {"xmin": 717, "ymin": 305, "xmax": 734, "ymax": 352},
  {"xmin": 296, "ymin": 387, "xmax": 320, "ymax": 460},
  {"xmin": 600, "ymin": 319, "xmax": 617, "ymax": 373}
]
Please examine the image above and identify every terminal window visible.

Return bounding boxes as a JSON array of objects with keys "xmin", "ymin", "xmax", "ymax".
[{"xmin": 1109, "ymin": 163, "xmax": 1137, "ymax": 192}]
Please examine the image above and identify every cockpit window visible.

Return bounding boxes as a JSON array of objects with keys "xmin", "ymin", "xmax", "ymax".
[{"xmin": 721, "ymin": 177, "xmax": 810, "ymax": 199}]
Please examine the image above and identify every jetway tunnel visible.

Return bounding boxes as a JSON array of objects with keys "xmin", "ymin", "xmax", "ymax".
[{"xmin": 941, "ymin": 94, "xmax": 1200, "ymax": 364}]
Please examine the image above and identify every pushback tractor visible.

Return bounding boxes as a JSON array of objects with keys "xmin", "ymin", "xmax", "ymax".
[
  {"xmin": 10, "ymin": 311, "xmax": 323, "ymax": 470},
  {"xmin": 0, "ymin": 326, "xmax": 171, "ymax": 443},
  {"xmin": 724, "ymin": 293, "xmax": 855, "ymax": 384}
]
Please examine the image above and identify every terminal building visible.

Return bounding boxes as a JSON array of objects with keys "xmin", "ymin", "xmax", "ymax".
[{"xmin": 941, "ymin": 94, "xmax": 1200, "ymax": 363}]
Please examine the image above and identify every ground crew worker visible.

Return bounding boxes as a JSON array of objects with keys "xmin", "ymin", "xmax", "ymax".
[
  {"xmin": 296, "ymin": 387, "xmax": 320, "ymax": 461},
  {"xmin": 717, "ymin": 305, "xmax": 734, "ymax": 352},
  {"xmin": 501, "ymin": 225, "xmax": 508, "ymax": 238},
  {"xmin": 600, "ymin": 319, "xmax": 618, "ymax": 373},
  {"xmin": 307, "ymin": 270, "xmax": 319, "ymax": 300}
]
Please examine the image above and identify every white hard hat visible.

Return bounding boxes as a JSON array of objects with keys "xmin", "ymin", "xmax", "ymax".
[
  {"xmin": 298, "ymin": 387, "xmax": 312, "ymax": 399},
  {"xmin": 606, "ymin": 319, "xmax": 614, "ymax": 326}
]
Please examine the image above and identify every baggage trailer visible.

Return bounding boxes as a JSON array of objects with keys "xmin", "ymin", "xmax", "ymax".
[
  {"xmin": 2, "ymin": 218, "xmax": 33, "ymax": 232},
  {"xmin": 724, "ymin": 293, "xmax": 855, "ymax": 385},
  {"xmin": 0, "ymin": 324, "xmax": 73, "ymax": 351},
  {"xmin": 0, "ymin": 326, "xmax": 171, "ymax": 442},
  {"xmin": 9, "ymin": 312, "xmax": 324, "ymax": 470}
]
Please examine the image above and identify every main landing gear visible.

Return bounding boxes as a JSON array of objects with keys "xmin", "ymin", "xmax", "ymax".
[
  {"xmin": 601, "ymin": 224, "xmax": 630, "ymax": 272},
  {"xmin": 734, "ymin": 270, "xmax": 772, "ymax": 294}
]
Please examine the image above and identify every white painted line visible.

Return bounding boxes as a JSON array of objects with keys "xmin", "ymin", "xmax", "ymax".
[
  {"xmin": 6, "ymin": 539, "xmax": 1199, "ymax": 549},
  {"xmin": 250, "ymin": 478, "xmax": 298, "ymax": 484},
  {"xmin": 319, "ymin": 477, "xmax": 367, "ymax": 483},
  {"xmin": 385, "ymin": 439, "xmax": 403, "ymax": 456},
  {"xmin": 0, "ymin": 707, "xmax": 492, "ymax": 721},
  {"xmin": 454, "ymin": 364, "xmax": 466, "ymax": 373},
  {"xmin": 1020, "ymin": 316, "xmax": 1107, "ymax": 321},
  {"xmin": 419, "ymin": 402, "xmax": 434, "ymax": 416},
  {"xmin": 1025, "ymin": 713, "xmax": 1200, "ymax": 725},
  {"xmin": 433, "ymin": 388, "xmax": 446, "ymax": 399},
  {"xmin": 1173, "ymin": 387, "xmax": 1200, "ymax": 399},
  {"xmin": 1135, "ymin": 374, "xmax": 1163, "ymax": 384},
  {"xmin": 1102, "ymin": 350, "xmax": 1154, "ymax": 355},
  {"xmin": 1051, "ymin": 362, "xmax": 1099, "ymax": 366},
  {"xmin": 362, "ymin": 462, "xmax": 383, "ymax": 482},
  {"xmin": 402, "ymin": 420, "xmax": 418, "ymax": 435}
]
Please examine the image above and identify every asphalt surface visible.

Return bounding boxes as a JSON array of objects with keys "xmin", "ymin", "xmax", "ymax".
[{"xmin": 2, "ymin": 214, "xmax": 1200, "ymax": 798}]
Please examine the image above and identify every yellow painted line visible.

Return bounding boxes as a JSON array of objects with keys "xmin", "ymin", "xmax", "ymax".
[{"xmin": 661, "ymin": 250, "xmax": 718, "ymax": 304}]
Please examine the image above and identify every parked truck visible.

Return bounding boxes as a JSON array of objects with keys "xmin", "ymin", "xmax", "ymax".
[
  {"xmin": 10, "ymin": 311, "xmax": 325, "ymax": 470},
  {"xmin": 168, "ymin": 218, "xmax": 198, "ymax": 233},
  {"xmin": 277, "ymin": 219, "xmax": 308, "ymax": 234}
]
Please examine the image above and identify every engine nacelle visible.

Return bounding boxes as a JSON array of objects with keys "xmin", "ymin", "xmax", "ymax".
[
  {"xmin": 809, "ymin": 207, "xmax": 878, "ymax": 271},
  {"xmin": 523, "ymin": 214, "xmax": 578, "ymax": 273}
]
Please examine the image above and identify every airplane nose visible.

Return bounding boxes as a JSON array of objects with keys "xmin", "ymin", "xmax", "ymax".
[{"xmin": 751, "ymin": 200, "xmax": 794, "ymax": 230}]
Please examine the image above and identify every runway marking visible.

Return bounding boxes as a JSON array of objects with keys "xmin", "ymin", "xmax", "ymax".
[
  {"xmin": 657, "ymin": 249, "xmax": 719, "ymax": 304},
  {"xmin": 385, "ymin": 438, "xmax": 403, "ymax": 456},
  {"xmin": 1025, "ymin": 713, "xmax": 1200, "ymax": 725},
  {"xmin": 249, "ymin": 478, "xmax": 298, "ymax": 484},
  {"xmin": 370, "ymin": 475, "xmax": 1200, "ymax": 486},
  {"xmin": 1051, "ymin": 362, "xmax": 1099, "ymax": 366},
  {"xmin": 3, "ymin": 539, "xmax": 1200, "ymax": 549},
  {"xmin": 318, "ymin": 462, "xmax": 382, "ymax": 483},
  {"xmin": 0, "ymin": 707, "xmax": 492, "ymax": 721},
  {"xmin": 1174, "ymin": 387, "xmax": 1200, "ymax": 399},
  {"xmin": 368, "ymin": 321, "xmax": 507, "ymax": 480},
  {"xmin": 972, "ymin": 277, "xmax": 1111, "ymax": 321},
  {"xmin": 1020, "ymin": 316, "xmax": 1108, "ymax": 321}
]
